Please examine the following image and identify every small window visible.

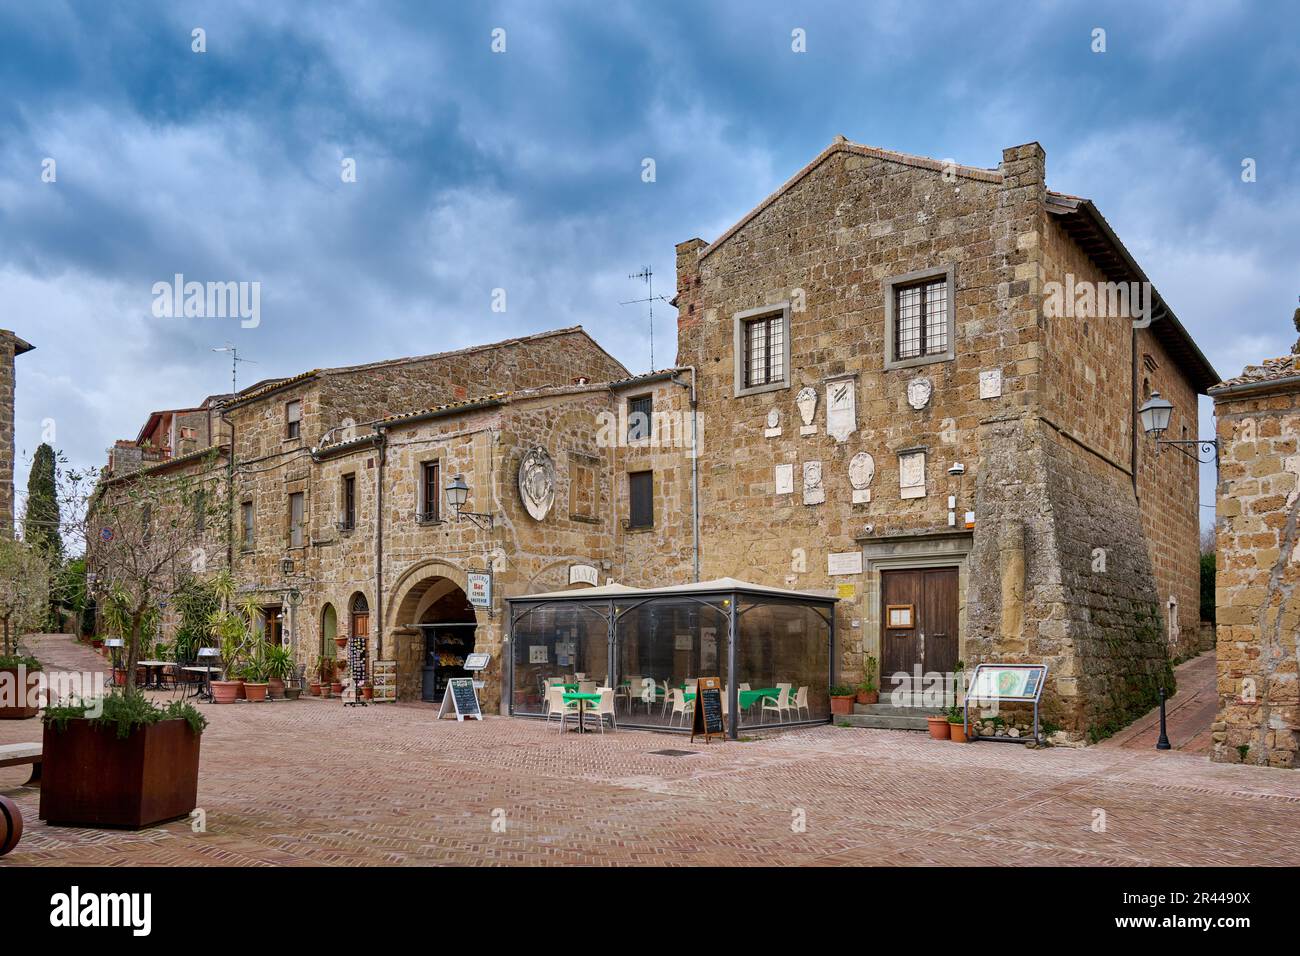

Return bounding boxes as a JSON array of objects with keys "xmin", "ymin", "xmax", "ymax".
[
  {"xmin": 893, "ymin": 279, "xmax": 949, "ymax": 360},
  {"xmin": 744, "ymin": 314, "xmax": 785, "ymax": 388},
  {"xmin": 288, "ymin": 492, "xmax": 304, "ymax": 548},
  {"xmin": 628, "ymin": 470, "xmax": 653, "ymax": 529},
  {"xmin": 420, "ymin": 461, "xmax": 440, "ymax": 522},
  {"xmin": 285, "ymin": 400, "xmax": 302, "ymax": 440},
  {"xmin": 341, "ymin": 474, "xmax": 356, "ymax": 530},
  {"xmin": 241, "ymin": 501, "xmax": 254, "ymax": 549},
  {"xmin": 180, "ymin": 426, "xmax": 197, "ymax": 440},
  {"xmin": 627, "ymin": 395, "xmax": 653, "ymax": 442},
  {"xmin": 193, "ymin": 488, "xmax": 206, "ymax": 532}
]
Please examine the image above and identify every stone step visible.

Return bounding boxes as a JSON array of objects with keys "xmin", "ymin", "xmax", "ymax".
[
  {"xmin": 836, "ymin": 712, "xmax": 933, "ymax": 731},
  {"xmin": 853, "ymin": 701, "xmax": 945, "ymax": 718}
]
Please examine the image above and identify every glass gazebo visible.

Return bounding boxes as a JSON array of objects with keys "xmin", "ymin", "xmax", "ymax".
[{"xmin": 506, "ymin": 578, "xmax": 837, "ymax": 737}]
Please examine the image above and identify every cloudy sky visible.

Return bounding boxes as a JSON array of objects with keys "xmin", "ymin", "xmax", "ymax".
[{"xmin": 3, "ymin": 0, "xmax": 1297, "ymax": 527}]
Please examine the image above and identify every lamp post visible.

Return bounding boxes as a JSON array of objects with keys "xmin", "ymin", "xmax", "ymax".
[
  {"xmin": 1137, "ymin": 392, "xmax": 1219, "ymax": 464},
  {"xmin": 445, "ymin": 474, "xmax": 493, "ymax": 530}
]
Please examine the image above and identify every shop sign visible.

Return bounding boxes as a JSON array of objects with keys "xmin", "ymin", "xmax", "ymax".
[
  {"xmin": 569, "ymin": 564, "xmax": 599, "ymax": 586},
  {"xmin": 468, "ymin": 572, "xmax": 492, "ymax": 608}
]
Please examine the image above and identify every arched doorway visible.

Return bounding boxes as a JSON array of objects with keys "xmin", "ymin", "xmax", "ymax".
[
  {"xmin": 391, "ymin": 574, "xmax": 477, "ymax": 702},
  {"xmin": 320, "ymin": 603, "xmax": 337, "ymax": 658},
  {"xmin": 349, "ymin": 593, "xmax": 370, "ymax": 649}
]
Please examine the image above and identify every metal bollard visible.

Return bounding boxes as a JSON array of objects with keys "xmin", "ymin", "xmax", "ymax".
[{"xmin": 1155, "ymin": 686, "xmax": 1172, "ymax": 750}]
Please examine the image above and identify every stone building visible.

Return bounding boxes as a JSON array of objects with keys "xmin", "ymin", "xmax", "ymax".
[
  {"xmin": 1210, "ymin": 351, "xmax": 1300, "ymax": 767},
  {"xmin": 95, "ymin": 139, "xmax": 1215, "ymax": 743},
  {"xmin": 0, "ymin": 329, "xmax": 34, "ymax": 536}
]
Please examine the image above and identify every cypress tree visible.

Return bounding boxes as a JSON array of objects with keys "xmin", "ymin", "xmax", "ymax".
[{"xmin": 23, "ymin": 443, "xmax": 62, "ymax": 562}]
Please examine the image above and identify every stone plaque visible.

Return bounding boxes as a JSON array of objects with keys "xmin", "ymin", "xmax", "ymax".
[
  {"xmin": 774, "ymin": 463, "xmax": 794, "ymax": 495},
  {"xmin": 795, "ymin": 386, "xmax": 818, "ymax": 436},
  {"xmin": 907, "ymin": 377, "xmax": 932, "ymax": 410},
  {"xmin": 980, "ymin": 369, "xmax": 1003, "ymax": 399},
  {"xmin": 764, "ymin": 407, "xmax": 782, "ymax": 438},
  {"xmin": 518, "ymin": 446, "xmax": 556, "ymax": 520},
  {"xmin": 569, "ymin": 564, "xmax": 598, "ymax": 586},
  {"xmin": 802, "ymin": 461, "xmax": 825, "ymax": 505},
  {"xmin": 899, "ymin": 451, "xmax": 926, "ymax": 499},
  {"xmin": 849, "ymin": 451, "xmax": 875, "ymax": 504},
  {"xmin": 826, "ymin": 378, "xmax": 856, "ymax": 442},
  {"xmin": 827, "ymin": 551, "xmax": 863, "ymax": 576}
]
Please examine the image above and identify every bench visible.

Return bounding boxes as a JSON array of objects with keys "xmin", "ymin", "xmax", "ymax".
[{"xmin": 0, "ymin": 743, "xmax": 41, "ymax": 786}]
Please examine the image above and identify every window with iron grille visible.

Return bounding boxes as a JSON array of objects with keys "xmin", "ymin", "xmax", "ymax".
[
  {"xmin": 241, "ymin": 501, "xmax": 254, "ymax": 549},
  {"xmin": 628, "ymin": 470, "xmax": 653, "ymax": 529},
  {"xmin": 420, "ymin": 461, "xmax": 440, "ymax": 522},
  {"xmin": 743, "ymin": 314, "xmax": 785, "ymax": 388},
  {"xmin": 341, "ymin": 474, "xmax": 356, "ymax": 530},
  {"xmin": 285, "ymin": 400, "xmax": 302, "ymax": 440},
  {"xmin": 894, "ymin": 278, "xmax": 949, "ymax": 360},
  {"xmin": 627, "ymin": 395, "xmax": 653, "ymax": 441}
]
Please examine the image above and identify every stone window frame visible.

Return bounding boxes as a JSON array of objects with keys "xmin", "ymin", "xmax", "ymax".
[
  {"xmin": 625, "ymin": 469, "xmax": 654, "ymax": 531},
  {"xmin": 733, "ymin": 302, "xmax": 792, "ymax": 398},
  {"xmin": 240, "ymin": 499, "xmax": 254, "ymax": 551},
  {"xmin": 417, "ymin": 458, "xmax": 442, "ymax": 525},
  {"xmin": 286, "ymin": 488, "xmax": 307, "ymax": 550},
  {"xmin": 339, "ymin": 472, "xmax": 357, "ymax": 533},
  {"xmin": 285, "ymin": 399, "xmax": 303, "ymax": 441},
  {"xmin": 568, "ymin": 450, "xmax": 601, "ymax": 525},
  {"xmin": 883, "ymin": 264, "xmax": 957, "ymax": 371},
  {"xmin": 626, "ymin": 393, "xmax": 654, "ymax": 443}
]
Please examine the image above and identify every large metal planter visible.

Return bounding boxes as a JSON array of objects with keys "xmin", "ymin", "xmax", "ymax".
[
  {"xmin": 39, "ymin": 718, "xmax": 201, "ymax": 829},
  {"xmin": 0, "ymin": 667, "xmax": 41, "ymax": 720}
]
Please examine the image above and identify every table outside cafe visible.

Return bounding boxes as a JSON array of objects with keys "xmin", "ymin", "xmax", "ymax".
[{"xmin": 506, "ymin": 578, "xmax": 837, "ymax": 738}]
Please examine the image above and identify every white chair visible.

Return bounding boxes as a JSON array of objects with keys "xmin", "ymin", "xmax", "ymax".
[
  {"xmin": 545, "ymin": 685, "xmax": 580, "ymax": 730},
  {"xmin": 585, "ymin": 688, "xmax": 617, "ymax": 732},
  {"xmin": 667, "ymin": 688, "xmax": 695, "ymax": 727},
  {"xmin": 791, "ymin": 685, "xmax": 810, "ymax": 720},
  {"xmin": 761, "ymin": 686, "xmax": 791, "ymax": 723},
  {"xmin": 577, "ymin": 679, "xmax": 597, "ymax": 695}
]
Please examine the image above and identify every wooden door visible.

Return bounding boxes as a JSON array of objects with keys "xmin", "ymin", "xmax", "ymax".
[{"xmin": 880, "ymin": 568, "xmax": 959, "ymax": 704}]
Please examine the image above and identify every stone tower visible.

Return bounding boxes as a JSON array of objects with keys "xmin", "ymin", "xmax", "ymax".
[{"xmin": 0, "ymin": 330, "xmax": 34, "ymax": 537}]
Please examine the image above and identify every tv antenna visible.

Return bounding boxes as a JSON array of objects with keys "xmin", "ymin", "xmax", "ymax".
[
  {"xmin": 620, "ymin": 266, "xmax": 669, "ymax": 371},
  {"xmin": 211, "ymin": 344, "xmax": 258, "ymax": 396}
]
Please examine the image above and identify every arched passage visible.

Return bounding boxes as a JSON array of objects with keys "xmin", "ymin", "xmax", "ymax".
[{"xmin": 391, "ymin": 575, "xmax": 477, "ymax": 702}]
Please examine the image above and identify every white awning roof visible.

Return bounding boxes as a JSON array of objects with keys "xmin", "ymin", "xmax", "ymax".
[{"xmin": 510, "ymin": 577, "xmax": 837, "ymax": 603}]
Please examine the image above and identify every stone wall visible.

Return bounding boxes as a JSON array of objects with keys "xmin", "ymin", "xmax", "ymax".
[
  {"xmin": 0, "ymin": 331, "xmax": 18, "ymax": 535},
  {"xmin": 1211, "ymin": 371, "xmax": 1300, "ymax": 767}
]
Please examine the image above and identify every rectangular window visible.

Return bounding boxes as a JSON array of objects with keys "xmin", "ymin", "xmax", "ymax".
[
  {"xmin": 628, "ymin": 470, "xmax": 653, "ymax": 529},
  {"xmin": 893, "ymin": 277, "xmax": 949, "ymax": 361},
  {"xmin": 193, "ymin": 488, "xmax": 206, "ymax": 532},
  {"xmin": 341, "ymin": 474, "xmax": 356, "ymax": 530},
  {"xmin": 241, "ymin": 501, "xmax": 254, "ymax": 549},
  {"xmin": 420, "ymin": 461, "xmax": 440, "ymax": 522},
  {"xmin": 288, "ymin": 492, "xmax": 304, "ymax": 548},
  {"xmin": 743, "ymin": 315, "xmax": 785, "ymax": 389},
  {"xmin": 627, "ymin": 395, "xmax": 653, "ymax": 441},
  {"xmin": 285, "ymin": 400, "xmax": 302, "ymax": 440}
]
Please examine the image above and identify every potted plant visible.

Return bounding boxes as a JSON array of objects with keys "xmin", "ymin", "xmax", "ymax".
[
  {"xmin": 207, "ymin": 594, "xmax": 261, "ymax": 704},
  {"xmin": 334, "ymin": 634, "xmax": 348, "ymax": 650},
  {"xmin": 263, "ymin": 643, "xmax": 293, "ymax": 700},
  {"xmin": 0, "ymin": 654, "xmax": 42, "ymax": 719},
  {"xmin": 855, "ymin": 655, "xmax": 879, "ymax": 705},
  {"xmin": 242, "ymin": 645, "xmax": 270, "ymax": 703},
  {"xmin": 926, "ymin": 713, "xmax": 951, "ymax": 740},
  {"xmin": 362, "ymin": 681, "xmax": 373, "ymax": 702},
  {"xmin": 40, "ymin": 691, "xmax": 206, "ymax": 829},
  {"xmin": 947, "ymin": 705, "xmax": 969, "ymax": 743},
  {"xmin": 829, "ymin": 684, "xmax": 856, "ymax": 716},
  {"xmin": 330, "ymin": 659, "xmax": 346, "ymax": 697}
]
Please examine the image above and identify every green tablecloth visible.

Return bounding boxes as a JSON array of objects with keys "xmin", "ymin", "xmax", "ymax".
[
  {"xmin": 561, "ymin": 692, "xmax": 602, "ymax": 703},
  {"xmin": 739, "ymin": 688, "xmax": 781, "ymax": 709}
]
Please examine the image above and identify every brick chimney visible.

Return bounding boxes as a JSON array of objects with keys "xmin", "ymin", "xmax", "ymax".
[
  {"xmin": 0, "ymin": 330, "xmax": 34, "ymax": 537},
  {"xmin": 674, "ymin": 237, "xmax": 707, "ymax": 367}
]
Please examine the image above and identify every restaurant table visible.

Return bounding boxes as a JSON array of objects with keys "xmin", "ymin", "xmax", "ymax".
[
  {"xmin": 137, "ymin": 660, "xmax": 170, "ymax": 690},
  {"xmin": 180, "ymin": 666, "xmax": 218, "ymax": 699},
  {"xmin": 738, "ymin": 688, "xmax": 781, "ymax": 710},
  {"xmin": 561, "ymin": 692, "xmax": 602, "ymax": 733}
]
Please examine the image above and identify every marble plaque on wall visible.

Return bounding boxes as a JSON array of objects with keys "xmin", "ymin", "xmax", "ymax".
[
  {"xmin": 802, "ymin": 461, "xmax": 825, "ymax": 505},
  {"xmin": 774, "ymin": 463, "xmax": 794, "ymax": 495},
  {"xmin": 899, "ymin": 450, "xmax": 926, "ymax": 499}
]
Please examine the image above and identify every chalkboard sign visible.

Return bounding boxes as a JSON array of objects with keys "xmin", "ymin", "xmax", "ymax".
[
  {"xmin": 437, "ymin": 677, "xmax": 483, "ymax": 722},
  {"xmin": 691, "ymin": 676, "xmax": 725, "ymax": 743}
]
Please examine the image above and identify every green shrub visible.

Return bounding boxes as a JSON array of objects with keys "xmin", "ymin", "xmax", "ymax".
[
  {"xmin": 43, "ymin": 690, "xmax": 207, "ymax": 739},
  {"xmin": 0, "ymin": 654, "xmax": 42, "ymax": 671},
  {"xmin": 829, "ymin": 684, "xmax": 856, "ymax": 697}
]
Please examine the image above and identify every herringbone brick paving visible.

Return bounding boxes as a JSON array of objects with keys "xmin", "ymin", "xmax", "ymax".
[{"xmin": 1, "ymin": 635, "xmax": 1297, "ymax": 866}]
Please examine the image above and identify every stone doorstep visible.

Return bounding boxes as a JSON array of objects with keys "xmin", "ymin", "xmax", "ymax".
[
  {"xmin": 837, "ymin": 713, "xmax": 932, "ymax": 731},
  {"xmin": 853, "ymin": 702, "xmax": 946, "ymax": 717}
]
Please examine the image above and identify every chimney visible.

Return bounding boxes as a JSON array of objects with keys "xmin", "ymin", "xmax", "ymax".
[
  {"xmin": 674, "ymin": 237, "xmax": 707, "ymax": 366},
  {"xmin": 0, "ymin": 331, "xmax": 33, "ymax": 537}
]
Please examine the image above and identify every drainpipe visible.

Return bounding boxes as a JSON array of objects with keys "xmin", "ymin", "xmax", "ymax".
[
  {"xmin": 372, "ymin": 426, "xmax": 388, "ymax": 658},
  {"xmin": 670, "ymin": 367, "xmax": 700, "ymax": 582}
]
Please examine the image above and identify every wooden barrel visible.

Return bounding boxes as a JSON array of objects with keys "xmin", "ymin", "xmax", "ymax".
[{"xmin": 0, "ymin": 794, "xmax": 22, "ymax": 856}]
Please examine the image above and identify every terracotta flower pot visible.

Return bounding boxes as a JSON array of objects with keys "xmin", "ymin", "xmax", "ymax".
[
  {"xmin": 855, "ymin": 690, "xmax": 878, "ymax": 705},
  {"xmin": 0, "ymin": 666, "xmax": 42, "ymax": 720},
  {"xmin": 211, "ymin": 680, "xmax": 242, "ymax": 705},
  {"xmin": 829, "ymin": 695, "xmax": 854, "ymax": 716},
  {"xmin": 308, "ymin": 681, "xmax": 322, "ymax": 697},
  {"xmin": 244, "ymin": 682, "xmax": 269, "ymax": 703},
  {"xmin": 926, "ymin": 716, "xmax": 951, "ymax": 740},
  {"xmin": 267, "ymin": 678, "xmax": 285, "ymax": 700},
  {"xmin": 330, "ymin": 682, "xmax": 344, "ymax": 696},
  {"xmin": 949, "ymin": 720, "xmax": 969, "ymax": 743},
  {"xmin": 40, "ymin": 718, "xmax": 201, "ymax": 829},
  {"xmin": 362, "ymin": 686, "xmax": 373, "ymax": 701}
]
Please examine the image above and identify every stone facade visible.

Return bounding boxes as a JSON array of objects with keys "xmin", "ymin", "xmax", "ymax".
[
  {"xmin": 0, "ymin": 330, "xmax": 33, "ymax": 536},
  {"xmin": 1210, "ymin": 354, "xmax": 1300, "ymax": 767},
  {"xmin": 673, "ymin": 139, "xmax": 1215, "ymax": 741}
]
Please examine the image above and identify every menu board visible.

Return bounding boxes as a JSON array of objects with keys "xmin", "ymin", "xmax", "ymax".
[
  {"xmin": 438, "ymin": 677, "xmax": 483, "ymax": 722},
  {"xmin": 691, "ymin": 676, "xmax": 725, "ymax": 743},
  {"xmin": 371, "ymin": 660, "xmax": 397, "ymax": 703}
]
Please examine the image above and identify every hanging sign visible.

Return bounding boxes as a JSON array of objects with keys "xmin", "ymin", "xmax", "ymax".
[
  {"xmin": 437, "ymin": 677, "xmax": 483, "ymax": 722},
  {"xmin": 467, "ymin": 572, "xmax": 492, "ymax": 608},
  {"xmin": 691, "ymin": 676, "xmax": 725, "ymax": 744}
]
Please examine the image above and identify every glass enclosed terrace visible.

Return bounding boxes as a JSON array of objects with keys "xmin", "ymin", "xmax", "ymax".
[{"xmin": 507, "ymin": 578, "xmax": 836, "ymax": 737}]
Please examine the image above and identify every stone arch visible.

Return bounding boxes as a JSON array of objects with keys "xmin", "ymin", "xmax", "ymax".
[{"xmin": 522, "ymin": 558, "xmax": 596, "ymax": 595}]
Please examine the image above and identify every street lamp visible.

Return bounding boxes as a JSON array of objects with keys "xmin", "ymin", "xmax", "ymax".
[
  {"xmin": 445, "ymin": 474, "xmax": 493, "ymax": 530},
  {"xmin": 1138, "ymin": 391, "xmax": 1219, "ymax": 464},
  {"xmin": 280, "ymin": 556, "xmax": 294, "ymax": 576}
]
